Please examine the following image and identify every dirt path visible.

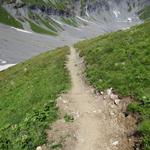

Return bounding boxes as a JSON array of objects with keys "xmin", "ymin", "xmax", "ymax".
[{"xmin": 43, "ymin": 47, "xmax": 136, "ymax": 150}]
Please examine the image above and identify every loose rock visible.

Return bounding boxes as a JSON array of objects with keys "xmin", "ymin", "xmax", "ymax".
[
  {"xmin": 36, "ymin": 146, "xmax": 42, "ymax": 150},
  {"xmin": 112, "ymin": 141, "xmax": 119, "ymax": 146},
  {"xmin": 110, "ymin": 93, "xmax": 118, "ymax": 100},
  {"xmin": 114, "ymin": 99, "xmax": 120, "ymax": 105}
]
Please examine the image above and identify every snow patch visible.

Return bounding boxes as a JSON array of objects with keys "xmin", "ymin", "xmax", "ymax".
[
  {"xmin": 0, "ymin": 64, "xmax": 16, "ymax": 71},
  {"xmin": 113, "ymin": 10, "xmax": 120, "ymax": 18},
  {"xmin": 121, "ymin": 27, "xmax": 130, "ymax": 30},
  {"xmin": 76, "ymin": 16, "xmax": 89, "ymax": 23},
  {"xmin": 51, "ymin": 18, "xmax": 63, "ymax": 25},
  {"xmin": 85, "ymin": 5, "xmax": 90, "ymax": 17},
  {"xmin": 11, "ymin": 27, "xmax": 32, "ymax": 34},
  {"xmin": 0, "ymin": 59, "xmax": 7, "ymax": 64},
  {"xmin": 128, "ymin": 17, "xmax": 132, "ymax": 22}
]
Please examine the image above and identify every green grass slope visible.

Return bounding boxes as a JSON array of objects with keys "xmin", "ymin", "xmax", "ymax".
[
  {"xmin": 0, "ymin": 47, "xmax": 70, "ymax": 149},
  {"xmin": 75, "ymin": 22, "xmax": 150, "ymax": 150},
  {"xmin": 28, "ymin": 11, "xmax": 59, "ymax": 33},
  {"xmin": 21, "ymin": 0, "xmax": 71, "ymax": 11},
  {"xmin": 27, "ymin": 19, "xmax": 57, "ymax": 36},
  {"xmin": 61, "ymin": 17, "xmax": 79, "ymax": 27},
  {"xmin": 138, "ymin": 5, "xmax": 150, "ymax": 21},
  {"xmin": 0, "ymin": 5, "xmax": 22, "ymax": 28}
]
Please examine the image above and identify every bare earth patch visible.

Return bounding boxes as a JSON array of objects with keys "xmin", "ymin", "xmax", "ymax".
[{"xmin": 40, "ymin": 47, "xmax": 137, "ymax": 150}]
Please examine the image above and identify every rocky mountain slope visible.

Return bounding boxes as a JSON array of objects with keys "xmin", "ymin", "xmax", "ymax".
[
  {"xmin": 0, "ymin": 0, "xmax": 149, "ymax": 70},
  {"xmin": 0, "ymin": 0, "xmax": 149, "ymax": 31}
]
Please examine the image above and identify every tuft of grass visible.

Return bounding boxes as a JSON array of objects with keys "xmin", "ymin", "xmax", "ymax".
[
  {"xmin": 64, "ymin": 114, "xmax": 74, "ymax": 122},
  {"xmin": 0, "ymin": 5, "xmax": 22, "ymax": 28},
  {"xmin": 0, "ymin": 47, "xmax": 71, "ymax": 149},
  {"xmin": 50, "ymin": 142, "xmax": 62, "ymax": 149},
  {"xmin": 61, "ymin": 17, "xmax": 78, "ymax": 27},
  {"xmin": 39, "ymin": 16, "xmax": 58, "ymax": 33},
  {"xmin": 75, "ymin": 21, "xmax": 150, "ymax": 149}
]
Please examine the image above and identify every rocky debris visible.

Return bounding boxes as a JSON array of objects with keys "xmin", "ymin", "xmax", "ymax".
[{"xmin": 106, "ymin": 88, "xmax": 121, "ymax": 105}]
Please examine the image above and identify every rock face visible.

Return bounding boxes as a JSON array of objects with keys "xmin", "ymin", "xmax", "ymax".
[
  {"xmin": 1, "ymin": 0, "xmax": 150, "ymax": 19},
  {"xmin": 0, "ymin": 0, "xmax": 149, "ymax": 66}
]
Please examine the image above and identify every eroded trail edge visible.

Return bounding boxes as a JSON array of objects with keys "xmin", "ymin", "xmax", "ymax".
[{"xmin": 43, "ymin": 47, "xmax": 137, "ymax": 150}]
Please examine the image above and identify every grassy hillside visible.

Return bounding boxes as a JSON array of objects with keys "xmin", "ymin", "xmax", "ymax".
[
  {"xmin": 27, "ymin": 19, "xmax": 57, "ymax": 36},
  {"xmin": 75, "ymin": 21, "xmax": 150, "ymax": 149},
  {"xmin": 61, "ymin": 17, "xmax": 79, "ymax": 27},
  {"xmin": 0, "ymin": 5, "xmax": 22, "ymax": 28},
  {"xmin": 21, "ymin": 0, "xmax": 71, "ymax": 10},
  {"xmin": 27, "ymin": 11, "xmax": 61, "ymax": 33},
  {"xmin": 138, "ymin": 5, "xmax": 150, "ymax": 21},
  {"xmin": 0, "ymin": 47, "xmax": 70, "ymax": 149}
]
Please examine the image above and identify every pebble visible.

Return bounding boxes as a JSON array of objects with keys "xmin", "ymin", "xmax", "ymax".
[
  {"xmin": 112, "ymin": 141, "xmax": 119, "ymax": 146},
  {"xmin": 110, "ymin": 112, "xmax": 115, "ymax": 116},
  {"xmin": 110, "ymin": 94, "xmax": 118, "ymax": 100},
  {"xmin": 93, "ymin": 110, "xmax": 97, "ymax": 113},
  {"xmin": 100, "ymin": 91, "xmax": 104, "ymax": 95},
  {"xmin": 114, "ymin": 99, "xmax": 120, "ymax": 105},
  {"xmin": 107, "ymin": 88, "xmax": 113, "ymax": 96},
  {"xmin": 103, "ymin": 96, "xmax": 106, "ymax": 100},
  {"xmin": 36, "ymin": 146, "xmax": 42, "ymax": 150},
  {"xmin": 63, "ymin": 100, "xmax": 67, "ymax": 104}
]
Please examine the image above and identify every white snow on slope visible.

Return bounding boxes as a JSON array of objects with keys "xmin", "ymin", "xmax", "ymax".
[
  {"xmin": 113, "ymin": 10, "xmax": 120, "ymax": 18},
  {"xmin": 76, "ymin": 16, "xmax": 89, "ymax": 23},
  {"xmin": 0, "ymin": 64, "xmax": 16, "ymax": 71},
  {"xmin": 51, "ymin": 18, "xmax": 63, "ymax": 25},
  {"xmin": 86, "ymin": 5, "xmax": 90, "ymax": 17},
  {"xmin": 0, "ymin": 59, "xmax": 7, "ymax": 64},
  {"xmin": 11, "ymin": 27, "xmax": 32, "ymax": 34}
]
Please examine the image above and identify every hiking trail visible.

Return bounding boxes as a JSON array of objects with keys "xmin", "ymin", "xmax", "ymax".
[{"xmin": 43, "ymin": 46, "xmax": 136, "ymax": 150}]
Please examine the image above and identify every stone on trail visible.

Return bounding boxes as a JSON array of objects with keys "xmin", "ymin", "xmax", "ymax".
[
  {"xmin": 112, "ymin": 141, "xmax": 119, "ymax": 146},
  {"xmin": 36, "ymin": 146, "xmax": 42, "ymax": 150},
  {"xmin": 114, "ymin": 99, "xmax": 120, "ymax": 105},
  {"xmin": 110, "ymin": 93, "xmax": 118, "ymax": 101},
  {"xmin": 107, "ymin": 88, "xmax": 113, "ymax": 96}
]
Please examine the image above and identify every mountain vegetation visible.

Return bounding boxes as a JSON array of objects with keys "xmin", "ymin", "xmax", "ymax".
[
  {"xmin": 75, "ymin": 21, "xmax": 150, "ymax": 150},
  {"xmin": 0, "ymin": 5, "xmax": 22, "ymax": 28},
  {"xmin": 0, "ymin": 47, "xmax": 70, "ymax": 149},
  {"xmin": 138, "ymin": 5, "xmax": 150, "ymax": 21}
]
